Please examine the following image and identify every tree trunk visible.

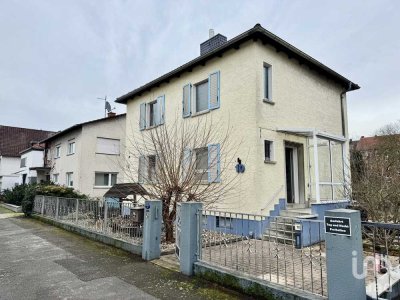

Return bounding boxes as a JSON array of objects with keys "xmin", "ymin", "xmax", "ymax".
[{"xmin": 164, "ymin": 218, "xmax": 175, "ymax": 243}]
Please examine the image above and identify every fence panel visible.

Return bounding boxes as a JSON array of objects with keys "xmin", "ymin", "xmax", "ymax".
[
  {"xmin": 197, "ymin": 209, "xmax": 327, "ymax": 297},
  {"xmin": 33, "ymin": 196, "xmax": 143, "ymax": 245}
]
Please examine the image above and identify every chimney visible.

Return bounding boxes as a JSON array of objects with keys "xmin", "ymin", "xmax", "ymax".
[
  {"xmin": 200, "ymin": 29, "xmax": 227, "ymax": 56},
  {"xmin": 107, "ymin": 112, "xmax": 116, "ymax": 118}
]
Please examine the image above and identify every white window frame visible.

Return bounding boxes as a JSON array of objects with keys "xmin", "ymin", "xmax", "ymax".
[
  {"xmin": 94, "ymin": 172, "xmax": 117, "ymax": 188},
  {"xmin": 66, "ymin": 172, "xmax": 73, "ymax": 187},
  {"xmin": 53, "ymin": 173, "xmax": 59, "ymax": 184},
  {"xmin": 147, "ymin": 100, "xmax": 158, "ymax": 128},
  {"xmin": 67, "ymin": 140, "xmax": 75, "ymax": 155},
  {"xmin": 194, "ymin": 147, "xmax": 208, "ymax": 182},
  {"xmin": 264, "ymin": 140, "xmax": 275, "ymax": 162},
  {"xmin": 193, "ymin": 79, "xmax": 209, "ymax": 114},
  {"xmin": 55, "ymin": 145, "xmax": 61, "ymax": 158},
  {"xmin": 263, "ymin": 63, "xmax": 273, "ymax": 104}
]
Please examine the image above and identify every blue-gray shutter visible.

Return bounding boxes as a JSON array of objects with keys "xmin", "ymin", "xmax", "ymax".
[
  {"xmin": 208, "ymin": 144, "xmax": 220, "ymax": 183},
  {"xmin": 208, "ymin": 71, "xmax": 220, "ymax": 110},
  {"xmin": 139, "ymin": 103, "xmax": 146, "ymax": 130},
  {"xmin": 157, "ymin": 95, "xmax": 165, "ymax": 125},
  {"xmin": 182, "ymin": 84, "xmax": 191, "ymax": 118},
  {"xmin": 182, "ymin": 148, "xmax": 192, "ymax": 180}
]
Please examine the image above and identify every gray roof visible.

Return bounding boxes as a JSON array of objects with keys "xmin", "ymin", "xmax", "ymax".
[{"xmin": 116, "ymin": 23, "xmax": 359, "ymax": 104}]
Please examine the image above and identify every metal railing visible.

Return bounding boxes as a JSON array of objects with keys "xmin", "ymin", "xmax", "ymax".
[
  {"xmin": 362, "ymin": 221, "xmax": 400, "ymax": 299},
  {"xmin": 34, "ymin": 195, "xmax": 143, "ymax": 245},
  {"xmin": 197, "ymin": 209, "xmax": 327, "ymax": 297}
]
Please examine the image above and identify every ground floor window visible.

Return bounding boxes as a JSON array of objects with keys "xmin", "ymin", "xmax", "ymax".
[
  {"xmin": 95, "ymin": 172, "xmax": 117, "ymax": 187},
  {"xmin": 53, "ymin": 174, "xmax": 59, "ymax": 184},
  {"xmin": 66, "ymin": 172, "xmax": 73, "ymax": 187}
]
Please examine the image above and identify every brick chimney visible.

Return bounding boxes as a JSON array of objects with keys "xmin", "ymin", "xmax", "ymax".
[{"xmin": 200, "ymin": 29, "xmax": 227, "ymax": 56}]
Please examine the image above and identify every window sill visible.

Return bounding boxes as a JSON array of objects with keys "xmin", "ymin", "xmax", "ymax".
[
  {"xmin": 95, "ymin": 152, "xmax": 120, "ymax": 156},
  {"xmin": 94, "ymin": 186, "xmax": 112, "ymax": 189},
  {"xmin": 263, "ymin": 98, "xmax": 275, "ymax": 105},
  {"xmin": 191, "ymin": 110, "xmax": 210, "ymax": 117},
  {"xmin": 66, "ymin": 153, "xmax": 75, "ymax": 156},
  {"xmin": 264, "ymin": 159, "xmax": 277, "ymax": 164}
]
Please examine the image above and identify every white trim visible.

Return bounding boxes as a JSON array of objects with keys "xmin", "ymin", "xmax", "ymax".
[{"xmin": 313, "ymin": 131, "xmax": 321, "ymax": 203}]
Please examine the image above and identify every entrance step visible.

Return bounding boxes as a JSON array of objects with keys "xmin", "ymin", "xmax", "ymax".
[
  {"xmin": 286, "ymin": 203, "xmax": 308, "ymax": 209},
  {"xmin": 279, "ymin": 208, "xmax": 316, "ymax": 218}
]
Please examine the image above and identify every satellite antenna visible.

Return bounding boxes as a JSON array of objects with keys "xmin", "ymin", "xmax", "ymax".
[{"xmin": 97, "ymin": 95, "xmax": 115, "ymax": 117}]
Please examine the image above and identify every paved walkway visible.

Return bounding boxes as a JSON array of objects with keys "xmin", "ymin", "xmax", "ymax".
[{"xmin": 0, "ymin": 208, "xmax": 250, "ymax": 300}]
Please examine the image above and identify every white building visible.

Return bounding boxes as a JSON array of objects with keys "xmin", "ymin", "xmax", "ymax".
[
  {"xmin": 18, "ymin": 144, "xmax": 49, "ymax": 184},
  {"xmin": 42, "ymin": 113, "xmax": 126, "ymax": 198}
]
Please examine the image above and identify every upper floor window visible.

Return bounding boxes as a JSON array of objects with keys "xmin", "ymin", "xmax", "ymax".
[
  {"xmin": 182, "ymin": 71, "xmax": 220, "ymax": 118},
  {"xmin": 96, "ymin": 138, "xmax": 120, "ymax": 155},
  {"xmin": 139, "ymin": 95, "xmax": 165, "ymax": 130},
  {"xmin": 55, "ymin": 145, "xmax": 61, "ymax": 158},
  {"xmin": 66, "ymin": 172, "xmax": 73, "ymax": 187},
  {"xmin": 263, "ymin": 64, "xmax": 273, "ymax": 103},
  {"xmin": 20, "ymin": 157, "xmax": 27, "ymax": 168},
  {"xmin": 67, "ymin": 140, "xmax": 75, "ymax": 155},
  {"xmin": 94, "ymin": 172, "xmax": 117, "ymax": 187}
]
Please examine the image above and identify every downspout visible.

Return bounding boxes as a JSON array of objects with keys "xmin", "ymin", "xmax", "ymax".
[
  {"xmin": 340, "ymin": 82, "xmax": 352, "ymax": 201},
  {"xmin": 340, "ymin": 82, "xmax": 352, "ymax": 137}
]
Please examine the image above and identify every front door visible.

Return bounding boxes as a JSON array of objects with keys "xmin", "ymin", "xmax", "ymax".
[{"xmin": 285, "ymin": 146, "xmax": 300, "ymax": 204}]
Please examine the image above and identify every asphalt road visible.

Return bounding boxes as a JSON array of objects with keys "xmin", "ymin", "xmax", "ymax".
[{"xmin": 0, "ymin": 207, "xmax": 250, "ymax": 300}]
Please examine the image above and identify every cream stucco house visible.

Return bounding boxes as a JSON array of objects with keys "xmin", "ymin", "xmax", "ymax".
[
  {"xmin": 116, "ymin": 24, "xmax": 359, "ymax": 221},
  {"xmin": 42, "ymin": 114, "xmax": 126, "ymax": 198}
]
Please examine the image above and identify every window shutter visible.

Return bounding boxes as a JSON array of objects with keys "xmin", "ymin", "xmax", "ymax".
[
  {"xmin": 182, "ymin": 148, "xmax": 192, "ymax": 180},
  {"xmin": 138, "ymin": 156, "xmax": 147, "ymax": 183},
  {"xmin": 157, "ymin": 95, "xmax": 165, "ymax": 125},
  {"xmin": 208, "ymin": 71, "xmax": 220, "ymax": 110},
  {"xmin": 208, "ymin": 144, "xmax": 220, "ymax": 183},
  {"xmin": 139, "ymin": 103, "xmax": 146, "ymax": 130},
  {"xmin": 182, "ymin": 84, "xmax": 192, "ymax": 118}
]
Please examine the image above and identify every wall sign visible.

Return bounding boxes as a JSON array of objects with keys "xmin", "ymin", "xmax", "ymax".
[{"xmin": 324, "ymin": 216, "xmax": 351, "ymax": 236}]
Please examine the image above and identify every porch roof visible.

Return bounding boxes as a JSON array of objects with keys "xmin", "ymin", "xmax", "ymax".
[{"xmin": 277, "ymin": 128, "xmax": 347, "ymax": 142}]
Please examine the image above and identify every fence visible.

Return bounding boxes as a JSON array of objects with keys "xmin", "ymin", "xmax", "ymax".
[
  {"xmin": 33, "ymin": 195, "xmax": 143, "ymax": 245},
  {"xmin": 362, "ymin": 221, "xmax": 400, "ymax": 299},
  {"xmin": 197, "ymin": 209, "xmax": 327, "ymax": 297}
]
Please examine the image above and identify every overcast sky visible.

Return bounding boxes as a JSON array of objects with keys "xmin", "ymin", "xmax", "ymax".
[{"xmin": 0, "ymin": 1, "xmax": 399, "ymax": 138}]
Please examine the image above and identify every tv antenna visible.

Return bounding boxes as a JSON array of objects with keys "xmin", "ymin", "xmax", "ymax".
[{"xmin": 97, "ymin": 95, "xmax": 115, "ymax": 117}]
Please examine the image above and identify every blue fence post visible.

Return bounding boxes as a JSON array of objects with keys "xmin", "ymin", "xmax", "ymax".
[
  {"xmin": 178, "ymin": 202, "xmax": 203, "ymax": 276},
  {"xmin": 325, "ymin": 209, "xmax": 366, "ymax": 300},
  {"xmin": 142, "ymin": 199, "xmax": 162, "ymax": 261}
]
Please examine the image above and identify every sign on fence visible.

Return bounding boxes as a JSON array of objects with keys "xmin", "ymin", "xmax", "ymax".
[
  {"xmin": 324, "ymin": 216, "xmax": 351, "ymax": 236},
  {"xmin": 175, "ymin": 203, "xmax": 181, "ymax": 259}
]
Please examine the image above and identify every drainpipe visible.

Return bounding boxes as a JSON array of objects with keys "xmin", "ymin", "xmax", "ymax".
[{"xmin": 340, "ymin": 82, "xmax": 352, "ymax": 138}]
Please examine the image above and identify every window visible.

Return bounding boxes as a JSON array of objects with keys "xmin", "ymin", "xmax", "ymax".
[
  {"xmin": 20, "ymin": 157, "xmax": 26, "ymax": 168},
  {"xmin": 264, "ymin": 140, "xmax": 274, "ymax": 162},
  {"xmin": 96, "ymin": 138, "xmax": 120, "ymax": 155},
  {"xmin": 182, "ymin": 71, "xmax": 220, "ymax": 118},
  {"xmin": 139, "ymin": 96, "xmax": 165, "ymax": 130},
  {"xmin": 67, "ymin": 140, "xmax": 75, "ymax": 155},
  {"xmin": 216, "ymin": 216, "xmax": 232, "ymax": 229},
  {"xmin": 148, "ymin": 155, "xmax": 156, "ymax": 182},
  {"xmin": 29, "ymin": 177, "xmax": 37, "ymax": 184},
  {"xmin": 138, "ymin": 156, "xmax": 157, "ymax": 183},
  {"xmin": 194, "ymin": 147, "xmax": 208, "ymax": 181},
  {"xmin": 66, "ymin": 172, "xmax": 73, "ymax": 187},
  {"xmin": 55, "ymin": 145, "xmax": 61, "ymax": 158},
  {"xmin": 53, "ymin": 174, "xmax": 59, "ymax": 184},
  {"xmin": 263, "ymin": 64, "xmax": 272, "ymax": 102},
  {"xmin": 195, "ymin": 80, "xmax": 209, "ymax": 113},
  {"xmin": 95, "ymin": 172, "xmax": 117, "ymax": 187}
]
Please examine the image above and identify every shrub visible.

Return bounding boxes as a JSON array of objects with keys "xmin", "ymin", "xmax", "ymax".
[{"xmin": 1, "ymin": 183, "xmax": 87, "ymax": 216}]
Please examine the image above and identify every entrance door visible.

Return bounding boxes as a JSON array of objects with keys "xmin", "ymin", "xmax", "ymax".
[{"xmin": 285, "ymin": 146, "xmax": 300, "ymax": 204}]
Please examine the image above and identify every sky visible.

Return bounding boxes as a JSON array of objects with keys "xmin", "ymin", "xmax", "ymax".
[{"xmin": 0, "ymin": 0, "xmax": 399, "ymax": 139}]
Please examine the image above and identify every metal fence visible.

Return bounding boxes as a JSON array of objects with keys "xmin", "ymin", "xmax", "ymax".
[
  {"xmin": 362, "ymin": 221, "xmax": 400, "ymax": 299},
  {"xmin": 197, "ymin": 209, "xmax": 327, "ymax": 297},
  {"xmin": 33, "ymin": 195, "xmax": 143, "ymax": 245}
]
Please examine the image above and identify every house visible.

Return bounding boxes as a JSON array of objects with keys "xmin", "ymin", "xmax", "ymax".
[
  {"xmin": 41, "ymin": 113, "xmax": 126, "ymax": 198},
  {"xmin": 116, "ymin": 24, "xmax": 359, "ymax": 221},
  {"xmin": 0, "ymin": 125, "xmax": 54, "ymax": 192},
  {"xmin": 18, "ymin": 143, "xmax": 50, "ymax": 184}
]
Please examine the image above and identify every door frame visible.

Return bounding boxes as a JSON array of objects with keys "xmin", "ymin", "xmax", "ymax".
[{"xmin": 284, "ymin": 141, "xmax": 305, "ymax": 205}]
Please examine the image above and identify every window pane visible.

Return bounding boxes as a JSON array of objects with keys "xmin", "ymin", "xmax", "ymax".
[
  {"xmin": 195, "ymin": 147, "xmax": 208, "ymax": 181},
  {"xmin": 111, "ymin": 174, "xmax": 117, "ymax": 186},
  {"xmin": 317, "ymin": 138, "xmax": 331, "ymax": 182},
  {"xmin": 196, "ymin": 81, "xmax": 208, "ymax": 112},
  {"xmin": 95, "ymin": 173, "xmax": 109, "ymax": 186},
  {"xmin": 148, "ymin": 156, "xmax": 156, "ymax": 181},
  {"xmin": 264, "ymin": 141, "xmax": 271, "ymax": 160},
  {"xmin": 149, "ymin": 102, "xmax": 155, "ymax": 126},
  {"xmin": 264, "ymin": 66, "xmax": 269, "ymax": 99}
]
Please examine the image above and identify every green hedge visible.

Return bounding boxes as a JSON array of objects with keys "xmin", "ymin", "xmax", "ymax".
[{"xmin": 1, "ymin": 184, "xmax": 87, "ymax": 216}]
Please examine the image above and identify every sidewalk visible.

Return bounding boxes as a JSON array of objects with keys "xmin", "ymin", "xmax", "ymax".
[{"xmin": 0, "ymin": 210, "xmax": 251, "ymax": 300}]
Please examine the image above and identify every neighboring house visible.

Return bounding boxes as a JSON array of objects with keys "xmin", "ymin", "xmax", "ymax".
[
  {"xmin": 116, "ymin": 24, "xmax": 359, "ymax": 219},
  {"xmin": 42, "ymin": 113, "xmax": 126, "ymax": 198},
  {"xmin": 0, "ymin": 125, "xmax": 54, "ymax": 192},
  {"xmin": 18, "ymin": 144, "xmax": 50, "ymax": 185}
]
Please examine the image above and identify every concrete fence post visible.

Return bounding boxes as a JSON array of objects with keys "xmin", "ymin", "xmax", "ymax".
[
  {"xmin": 142, "ymin": 199, "xmax": 162, "ymax": 261},
  {"xmin": 325, "ymin": 209, "xmax": 366, "ymax": 300},
  {"xmin": 75, "ymin": 198, "xmax": 79, "ymax": 223},
  {"xmin": 55, "ymin": 197, "xmax": 59, "ymax": 219},
  {"xmin": 178, "ymin": 202, "xmax": 202, "ymax": 276},
  {"xmin": 41, "ymin": 195, "xmax": 45, "ymax": 215}
]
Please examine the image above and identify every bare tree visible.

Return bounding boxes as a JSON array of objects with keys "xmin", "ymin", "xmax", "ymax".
[
  {"xmin": 124, "ymin": 115, "xmax": 240, "ymax": 242},
  {"xmin": 348, "ymin": 120, "xmax": 400, "ymax": 248}
]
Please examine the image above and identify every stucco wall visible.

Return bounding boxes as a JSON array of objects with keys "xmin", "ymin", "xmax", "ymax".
[
  {"xmin": 0, "ymin": 156, "xmax": 20, "ymax": 176},
  {"xmin": 124, "ymin": 40, "xmax": 349, "ymax": 215}
]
